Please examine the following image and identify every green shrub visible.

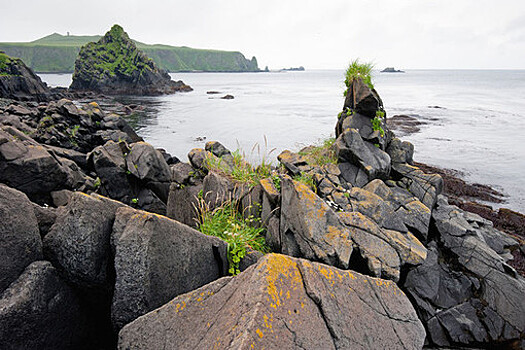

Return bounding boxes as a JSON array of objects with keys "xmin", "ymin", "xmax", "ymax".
[
  {"xmin": 372, "ymin": 110, "xmax": 385, "ymax": 137},
  {"xmin": 196, "ymin": 197, "xmax": 269, "ymax": 275},
  {"xmin": 344, "ymin": 59, "xmax": 374, "ymax": 91}
]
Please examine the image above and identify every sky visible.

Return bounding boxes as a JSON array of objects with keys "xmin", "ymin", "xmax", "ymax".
[{"xmin": 1, "ymin": 0, "xmax": 524, "ymax": 70}]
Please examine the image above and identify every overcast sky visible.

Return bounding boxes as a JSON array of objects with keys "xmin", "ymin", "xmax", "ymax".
[{"xmin": 1, "ymin": 0, "xmax": 524, "ymax": 69}]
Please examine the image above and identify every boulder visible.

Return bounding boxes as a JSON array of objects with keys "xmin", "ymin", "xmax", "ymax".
[
  {"xmin": 335, "ymin": 128, "xmax": 391, "ymax": 182},
  {"xmin": 126, "ymin": 141, "xmax": 171, "ymax": 202},
  {"xmin": 0, "ymin": 52, "xmax": 52, "ymax": 102},
  {"xmin": 70, "ymin": 25, "xmax": 192, "ymax": 95},
  {"xmin": 43, "ymin": 192, "xmax": 125, "ymax": 290},
  {"xmin": 0, "ymin": 126, "xmax": 74, "ymax": 203},
  {"xmin": 111, "ymin": 206, "xmax": 228, "ymax": 330},
  {"xmin": 0, "ymin": 261, "xmax": 87, "ymax": 350},
  {"xmin": 279, "ymin": 177, "xmax": 353, "ymax": 269},
  {"xmin": 386, "ymin": 137, "xmax": 414, "ymax": 165},
  {"xmin": 343, "ymin": 77, "xmax": 384, "ymax": 118},
  {"xmin": 31, "ymin": 202, "xmax": 57, "ymax": 237},
  {"xmin": 0, "ymin": 184, "xmax": 42, "ymax": 293},
  {"xmin": 118, "ymin": 254, "xmax": 425, "ymax": 350},
  {"xmin": 403, "ymin": 196, "xmax": 525, "ymax": 347},
  {"xmin": 277, "ymin": 149, "xmax": 311, "ymax": 176}
]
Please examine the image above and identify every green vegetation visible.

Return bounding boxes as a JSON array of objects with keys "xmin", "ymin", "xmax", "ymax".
[
  {"xmin": 196, "ymin": 198, "xmax": 269, "ymax": 275},
  {"xmin": 204, "ymin": 149, "xmax": 274, "ymax": 187},
  {"xmin": 372, "ymin": 110, "xmax": 385, "ymax": 137},
  {"xmin": 298, "ymin": 137, "xmax": 337, "ymax": 167},
  {"xmin": 293, "ymin": 172, "xmax": 317, "ymax": 192},
  {"xmin": 343, "ymin": 59, "xmax": 374, "ymax": 95},
  {"xmin": 0, "ymin": 31, "xmax": 259, "ymax": 73}
]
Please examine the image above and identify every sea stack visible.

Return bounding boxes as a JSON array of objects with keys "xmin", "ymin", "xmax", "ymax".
[{"xmin": 69, "ymin": 25, "xmax": 192, "ymax": 95}]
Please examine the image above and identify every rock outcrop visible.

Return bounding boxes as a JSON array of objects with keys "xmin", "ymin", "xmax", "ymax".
[
  {"xmin": 118, "ymin": 254, "xmax": 426, "ymax": 350},
  {"xmin": 70, "ymin": 25, "xmax": 192, "ymax": 95},
  {"xmin": 0, "ymin": 51, "xmax": 52, "ymax": 102}
]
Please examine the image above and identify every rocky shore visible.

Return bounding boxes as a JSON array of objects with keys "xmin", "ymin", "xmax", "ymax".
[{"xmin": 0, "ymin": 60, "xmax": 524, "ymax": 350}]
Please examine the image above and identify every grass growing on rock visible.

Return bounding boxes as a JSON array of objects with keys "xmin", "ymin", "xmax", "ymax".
[
  {"xmin": 196, "ymin": 197, "xmax": 269, "ymax": 275},
  {"xmin": 298, "ymin": 137, "xmax": 337, "ymax": 167},
  {"xmin": 204, "ymin": 147, "xmax": 275, "ymax": 187},
  {"xmin": 344, "ymin": 59, "xmax": 374, "ymax": 93},
  {"xmin": 293, "ymin": 172, "xmax": 317, "ymax": 192}
]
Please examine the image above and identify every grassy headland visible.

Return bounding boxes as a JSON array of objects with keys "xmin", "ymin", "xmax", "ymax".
[{"xmin": 0, "ymin": 33, "xmax": 259, "ymax": 73}]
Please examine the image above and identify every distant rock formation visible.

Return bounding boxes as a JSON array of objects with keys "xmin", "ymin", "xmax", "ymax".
[
  {"xmin": 0, "ymin": 51, "xmax": 52, "ymax": 101},
  {"xmin": 70, "ymin": 25, "xmax": 192, "ymax": 95},
  {"xmin": 280, "ymin": 66, "xmax": 305, "ymax": 71},
  {"xmin": 381, "ymin": 67, "xmax": 404, "ymax": 73}
]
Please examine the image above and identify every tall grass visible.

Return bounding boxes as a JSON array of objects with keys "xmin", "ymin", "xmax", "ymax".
[
  {"xmin": 195, "ymin": 196, "xmax": 269, "ymax": 275},
  {"xmin": 298, "ymin": 137, "xmax": 337, "ymax": 167}
]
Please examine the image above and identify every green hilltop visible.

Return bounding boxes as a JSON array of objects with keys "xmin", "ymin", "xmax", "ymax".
[{"xmin": 0, "ymin": 32, "xmax": 259, "ymax": 73}]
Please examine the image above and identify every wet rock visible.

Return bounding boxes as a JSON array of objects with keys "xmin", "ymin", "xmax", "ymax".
[
  {"xmin": 118, "ymin": 254, "xmax": 425, "ymax": 350},
  {"xmin": 335, "ymin": 128, "xmax": 391, "ymax": 181},
  {"xmin": 111, "ymin": 206, "xmax": 228, "ymax": 330},
  {"xmin": 0, "ymin": 261, "xmax": 88, "ymax": 350},
  {"xmin": 43, "ymin": 192, "xmax": 125, "ymax": 290},
  {"xmin": 0, "ymin": 184, "xmax": 42, "ymax": 293}
]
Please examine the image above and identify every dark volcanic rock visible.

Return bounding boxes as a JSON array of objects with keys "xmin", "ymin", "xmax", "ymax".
[
  {"xmin": 70, "ymin": 25, "xmax": 192, "ymax": 95},
  {"xmin": 111, "ymin": 206, "xmax": 228, "ymax": 330},
  {"xmin": 403, "ymin": 196, "xmax": 525, "ymax": 348},
  {"xmin": 0, "ymin": 51, "xmax": 52, "ymax": 102},
  {"xmin": 335, "ymin": 128, "xmax": 391, "ymax": 182},
  {"xmin": 43, "ymin": 192, "xmax": 126, "ymax": 290},
  {"xmin": 118, "ymin": 254, "xmax": 425, "ymax": 350},
  {"xmin": 0, "ymin": 261, "xmax": 88, "ymax": 350},
  {"xmin": 0, "ymin": 184, "xmax": 42, "ymax": 293},
  {"xmin": 343, "ymin": 77, "xmax": 383, "ymax": 118}
]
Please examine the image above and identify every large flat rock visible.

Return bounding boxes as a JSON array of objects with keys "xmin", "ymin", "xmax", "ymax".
[{"xmin": 118, "ymin": 254, "xmax": 425, "ymax": 350}]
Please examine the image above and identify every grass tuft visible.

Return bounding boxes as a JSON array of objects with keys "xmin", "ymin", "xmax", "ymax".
[
  {"xmin": 195, "ymin": 196, "xmax": 269, "ymax": 275},
  {"xmin": 344, "ymin": 59, "xmax": 374, "ymax": 91}
]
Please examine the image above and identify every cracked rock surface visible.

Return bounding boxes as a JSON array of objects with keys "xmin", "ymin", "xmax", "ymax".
[{"xmin": 118, "ymin": 254, "xmax": 425, "ymax": 350}]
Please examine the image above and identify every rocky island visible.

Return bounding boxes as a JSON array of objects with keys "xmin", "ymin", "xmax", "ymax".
[
  {"xmin": 381, "ymin": 67, "xmax": 405, "ymax": 73},
  {"xmin": 0, "ymin": 58, "xmax": 524, "ymax": 350},
  {"xmin": 70, "ymin": 25, "xmax": 192, "ymax": 95}
]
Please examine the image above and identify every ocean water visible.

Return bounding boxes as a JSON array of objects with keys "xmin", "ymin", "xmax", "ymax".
[{"xmin": 39, "ymin": 70, "xmax": 525, "ymax": 212}]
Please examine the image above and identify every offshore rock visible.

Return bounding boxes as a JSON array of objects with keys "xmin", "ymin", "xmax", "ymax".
[
  {"xmin": 70, "ymin": 25, "xmax": 192, "ymax": 95},
  {"xmin": 118, "ymin": 254, "xmax": 426, "ymax": 350}
]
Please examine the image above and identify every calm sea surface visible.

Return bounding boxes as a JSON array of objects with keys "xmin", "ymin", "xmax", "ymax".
[{"xmin": 39, "ymin": 70, "xmax": 525, "ymax": 212}]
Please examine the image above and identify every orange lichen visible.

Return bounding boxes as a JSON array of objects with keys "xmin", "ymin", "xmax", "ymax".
[{"xmin": 256, "ymin": 328, "xmax": 264, "ymax": 338}]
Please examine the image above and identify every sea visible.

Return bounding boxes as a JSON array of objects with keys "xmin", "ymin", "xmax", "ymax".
[{"xmin": 38, "ymin": 70, "xmax": 525, "ymax": 213}]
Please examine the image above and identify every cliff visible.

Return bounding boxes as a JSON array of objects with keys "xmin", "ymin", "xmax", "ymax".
[{"xmin": 0, "ymin": 33, "xmax": 260, "ymax": 73}]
